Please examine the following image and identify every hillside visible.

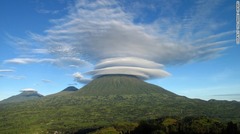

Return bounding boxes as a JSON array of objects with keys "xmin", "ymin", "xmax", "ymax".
[
  {"xmin": 0, "ymin": 91, "xmax": 43, "ymax": 103},
  {"xmin": 0, "ymin": 75, "xmax": 239, "ymax": 133},
  {"xmin": 76, "ymin": 75, "xmax": 176, "ymax": 96}
]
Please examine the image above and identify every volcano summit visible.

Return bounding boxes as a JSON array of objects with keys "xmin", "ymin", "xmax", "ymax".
[
  {"xmin": 0, "ymin": 75, "xmax": 239, "ymax": 133},
  {"xmin": 0, "ymin": 89, "xmax": 43, "ymax": 103}
]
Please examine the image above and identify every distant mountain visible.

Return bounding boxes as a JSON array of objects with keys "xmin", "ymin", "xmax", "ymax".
[
  {"xmin": 62, "ymin": 86, "xmax": 78, "ymax": 92},
  {"xmin": 0, "ymin": 91, "xmax": 43, "ymax": 103},
  {"xmin": 0, "ymin": 75, "xmax": 239, "ymax": 133},
  {"xmin": 45, "ymin": 86, "xmax": 79, "ymax": 97}
]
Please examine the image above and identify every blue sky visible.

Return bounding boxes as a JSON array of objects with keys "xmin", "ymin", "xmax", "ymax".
[{"xmin": 0, "ymin": 0, "xmax": 239, "ymax": 101}]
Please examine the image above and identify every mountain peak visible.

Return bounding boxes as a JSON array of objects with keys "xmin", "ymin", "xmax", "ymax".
[
  {"xmin": 1, "ymin": 91, "xmax": 43, "ymax": 103},
  {"xmin": 75, "ymin": 75, "xmax": 176, "ymax": 96},
  {"xmin": 62, "ymin": 86, "xmax": 78, "ymax": 92},
  {"xmin": 21, "ymin": 91, "xmax": 43, "ymax": 97}
]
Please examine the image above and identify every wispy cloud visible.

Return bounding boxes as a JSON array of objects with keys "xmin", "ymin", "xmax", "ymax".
[
  {"xmin": 9, "ymin": 75, "xmax": 26, "ymax": 80},
  {"xmin": 36, "ymin": 9, "xmax": 60, "ymax": 15},
  {"xmin": 0, "ymin": 69, "xmax": 15, "ymax": 72},
  {"xmin": 32, "ymin": 49, "xmax": 49, "ymax": 54},
  {"xmin": 73, "ymin": 72, "xmax": 91, "ymax": 84},
  {"xmin": 0, "ymin": 69, "xmax": 15, "ymax": 78},
  {"xmin": 4, "ymin": 57, "xmax": 90, "ymax": 68},
  {"xmin": 0, "ymin": 72, "xmax": 25, "ymax": 80},
  {"xmin": 4, "ymin": 58, "xmax": 43, "ymax": 64},
  {"xmin": 6, "ymin": 0, "xmax": 233, "ymax": 80},
  {"xmin": 34, "ymin": 0, "xmax": 68, "ymax": 15},
  {"xmin": 193, "ymin": 31, "xmax": 235, "ymax": 44},
  {"xmin": 41, "ymin": 79, "xmax": 52, "ymax": 83}
]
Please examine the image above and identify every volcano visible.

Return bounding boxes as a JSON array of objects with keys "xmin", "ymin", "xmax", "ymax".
[
  {"xmin": 76, "ymin": 75, "xmax": 176, "ymax": 96},
  {"xmin": 0, "ymin": 75, "xmax": 239, "ymax": 133},
  {"xmin": 0, "ymin": 90, "xmax": 43, "ymax": 103},
  {"xmin": 62, "ymin": 86, "xmax": 78, "ymax": 92}
]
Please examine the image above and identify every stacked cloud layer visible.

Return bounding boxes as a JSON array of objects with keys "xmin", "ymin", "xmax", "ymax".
[
  {"xmin": 5, "ymin": 0, "xmax": 234, "ymax": 83},
  {"xmin": 87, "ymin": 57, "xmax": 170, "ymax": 80}
]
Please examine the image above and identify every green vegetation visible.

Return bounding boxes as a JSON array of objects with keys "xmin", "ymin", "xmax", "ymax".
[
  {"xmin": 0, "ymin": 75, "xmax": 239, "ymax": 133},
  {"xmin": 77, "ymin": 75, "xmax": 176, "ymax": 96},
  {"xmin": 126, "ymin": 116, "xmax": 240, "ymax": 134},
  {"xmin": 0, "ymin": 91, "xmax": 43, "ymax": 103}
]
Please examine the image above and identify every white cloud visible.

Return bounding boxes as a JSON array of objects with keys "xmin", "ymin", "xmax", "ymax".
[
  {"xmin": 73, "ymin": 72, "xmax": 91, "ymax": 84},
  {"xmin": 51, "ymin": 57, "xmax": 91, "ymax": 67},
  {"xmin": 193, "ymin": 31, "xmax": 235, "ymax": 44},
  {"xmin": 32, "ymin": 49, "xmax": 49, "ymax": 54},
  {"xmin": 4, "ymin": 57, "xmax": 90, "ymax": 68},
  {"xmin": 4, "ymin": 58, "xmax": 41, "ymax": 64},
  {"xmin": 92, "ymin": 57, "xmax": 169, "ymax": 80},
  {"xmin": 0, "ymin": 69, "xmax": 15, "ymax": 72},
  {"xmin": 95, "ymin": 57, "xmax": 164, "ymax": 69},
  {"xmin": 33, "ymin": 0, "xmax": 230, "ymax": 64},
  {"xmin": 87, "ymin": 66, "xmax": 170, "ymax": 80},
  {"xmin": 20, "ymin": 88, "xmax": 37, "ymax": 92},
  {"xmin": 6, "ymin": 0, "xmax": 233, "ymax": 80}
]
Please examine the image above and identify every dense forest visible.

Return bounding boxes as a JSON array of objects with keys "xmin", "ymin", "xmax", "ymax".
[
  {"xmin": 88, "ymin": 116, "xmax": 240, "ymax": 134},
  {"xmin": 1, "ymin": 76, "xmax": 240, "ymax": 133}
]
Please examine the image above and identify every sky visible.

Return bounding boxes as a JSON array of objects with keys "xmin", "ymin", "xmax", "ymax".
[{"xmin": 0, "ymin": 0, "xmax": 239, "ymax": 101}]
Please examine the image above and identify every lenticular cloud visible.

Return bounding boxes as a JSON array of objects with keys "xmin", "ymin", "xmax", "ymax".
[
  {"xmin": 14, "ymin": 0, "xmax": 234, "ymax": 81},
  {"xmin": 87, "ymin": 57, "xmax": 170, "ymax": 80},
  {"xmin": 20, "ymin": 88, "xmax": 37, "ymax": 92}
]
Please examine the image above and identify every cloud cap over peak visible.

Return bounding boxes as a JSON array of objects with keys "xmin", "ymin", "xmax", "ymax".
[
  {"xmin": 87, "ymin": 66, "xmax": 170, "ymax": 80},
  {"xmin": 95, "ymin": 57, "xmax": 164, "ymax": 69},
  {"xmin": 90, "ymin": 57, "xmax": 170, "ymax": 80},
  {"xmin": 5, "ymin": 0, "xmax": 233, "ymax": 82},
  {"xmin": 20, "ymin": 88, "xmax": 37, "ymax": 92}
]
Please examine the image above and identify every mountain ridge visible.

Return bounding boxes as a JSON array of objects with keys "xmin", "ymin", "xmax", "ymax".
[{"xmin": 0, "ymin": 75, "xmax": 239, "ymax": 133}]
